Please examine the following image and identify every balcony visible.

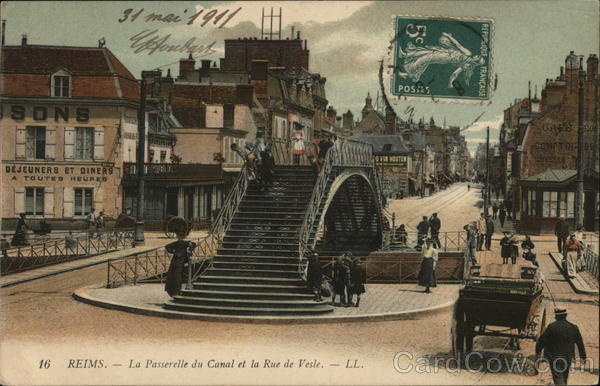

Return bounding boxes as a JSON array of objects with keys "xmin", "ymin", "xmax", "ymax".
[{"xmin": 123, "ymin": 163, "xmax": 224, "ymax": 181}]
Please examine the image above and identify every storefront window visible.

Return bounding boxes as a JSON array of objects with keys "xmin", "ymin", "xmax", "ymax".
[
  {"xmin": 75, "ymin": 127, "xmax": 94, "ymax": 160},
  {"xmin": 74, "ymin": 188, "xmax": 93, "ymax": 216},
  {"xmin": 542, "ymin": 191, "xmax": 550, "ymax": 217},
  {"xmin": 567, "ymin": 192, "xmax": 575, "ymax": 218}
]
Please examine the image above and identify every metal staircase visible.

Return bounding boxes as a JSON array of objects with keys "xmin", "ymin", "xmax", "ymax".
[{"xmin": 164, "ymin": 138, "xmax": 389, "ymax": 316}]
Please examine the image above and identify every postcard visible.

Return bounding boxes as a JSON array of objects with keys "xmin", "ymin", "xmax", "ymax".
[{"xmin": 1, "ymin": 1, "xmax": 598, "ymax": 385}]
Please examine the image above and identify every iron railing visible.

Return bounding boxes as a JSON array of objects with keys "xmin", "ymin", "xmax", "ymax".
[
  {"xmin": 389, "ymin": 231, "xmax": 467, "ymax": 252},
  {"xmin": 297, "ymin": 139, "xmax": 386, "ymax": 279},
  {"xmin": 2, "ymin": 229, "xmax": 134, "ymax": 275},
  {"xmin": 582, "ymin": 242, "xmax": 599, "ymax": 280}
]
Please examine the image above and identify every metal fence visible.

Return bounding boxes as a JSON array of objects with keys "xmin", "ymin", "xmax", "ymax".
[
  {"xmin": 1, "ymin": 229, "xmax": 134, "ymax": 275},
  {"xmin": 582, "ymin": 243, "xmax": 599, "ymax": 280},
  {"xmin": 389, "ymin": 230, "xmax": 467, "ymax": 252},
  {"xmin": 271, "ymin": 138, "xmax": 318, "ymax": 166}
]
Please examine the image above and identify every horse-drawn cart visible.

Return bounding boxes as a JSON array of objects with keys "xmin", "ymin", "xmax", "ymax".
[{"xmin": 452, "ymin": 263, "xmax": 546, "ymax": 355}]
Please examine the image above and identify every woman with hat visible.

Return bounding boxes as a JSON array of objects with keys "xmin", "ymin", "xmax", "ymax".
[
  {"xmin": 500, "ymin": 231, "xmax": 513, "ymax": 264},
  {"xmin": 11, "ymin": 212, "xmax": 31, "ymax": 246},
  {"xmin": 418, "ymin": 238, "xmax": 438, "ymax": 293},
  {"xmin": 164, "ymin": 217, "xmax": 197, "ymax": 297}
]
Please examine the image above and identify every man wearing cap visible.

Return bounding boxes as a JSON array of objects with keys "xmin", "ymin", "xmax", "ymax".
[
  {"xmin": 535, "ymin": 308, "xmax": 586, "ymax": 385},
  {"xmin": 554, "ymin": 216, "xmax": 570, "ymax": 256},
  {"xmin": 416, "ymin": 216, "xmax": 430, "ymax": 250}
]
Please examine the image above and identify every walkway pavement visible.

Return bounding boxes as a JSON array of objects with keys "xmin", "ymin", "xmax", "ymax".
[
  {"xmin": 73, "ymin": 283, "xmax": 459, "ymax": 323},
  {"xmin": 0, "ymin": 230, "xmax": 208, "ymax": 288}
]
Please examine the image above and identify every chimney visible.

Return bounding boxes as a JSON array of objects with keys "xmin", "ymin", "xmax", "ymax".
[
  {"xmin": 178, "ymin": 54, "xmax": 195, "ymax": 79},
  {"xmin": 21, "ymin": 34, "xmax": 27, "ymax": 46},
  {"xmin": 326, "ymin": 106, "xmax": 336, "ymax": 123},
  {"xmin": 291, "ymin": 26, "xmax": 295, "ymax": 39},
  {"xmin": 235, "ymin": 84, "xmax": 254, "ymax": 107},
  {"xmin": 199, "ymin": 59, "xmax": 211, "ymax": 79},
  {"xmin": 296, "ymin": 31, "xmax": 301, "ymax": 40},
  {"xmin": 1, "ymin": 20, "xmax": 5, "ymax": 46},
  {"xmin": 587, "ymin": 54, "xmax": 598, "ymax": 81},
  {"xmin": 250, "ymin": 60, "xmax": 268, "ymax": 81},
  {"xmin": 560, "ymin": 66, "xmax": 564, "ymax": 80}
]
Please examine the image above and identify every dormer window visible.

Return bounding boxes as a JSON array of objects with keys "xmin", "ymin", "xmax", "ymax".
[{"xmin": 51, "ymin": 70, "xmax": 71, "ymax": 97}]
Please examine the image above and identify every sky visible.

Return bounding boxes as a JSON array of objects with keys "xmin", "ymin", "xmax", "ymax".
[{"xmin": 2, "ymin": 0, "xmax": 599, "ymax": 153}]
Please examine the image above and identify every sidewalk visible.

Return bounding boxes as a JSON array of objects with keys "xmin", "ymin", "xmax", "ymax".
[{"xmin": 0, "ymin": 230, "xmax": 208, "ymax": 288}]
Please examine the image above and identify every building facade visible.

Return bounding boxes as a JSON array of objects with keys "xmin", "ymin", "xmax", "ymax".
[{"xmin": 1, "ymin": 40, "xmax": 139, "ymax": 228}]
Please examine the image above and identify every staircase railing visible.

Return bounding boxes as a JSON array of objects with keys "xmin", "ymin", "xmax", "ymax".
[
  {"xmin": 297, "ymin": 139, "xmax": 382, "ymax": 279},
  {"xmin": 185, "ymin": 166, "xmax": 250, "ymax": 285},
  {"xmin": 271, "ymin": 138, "xmax": 318, "ymax": 166}
]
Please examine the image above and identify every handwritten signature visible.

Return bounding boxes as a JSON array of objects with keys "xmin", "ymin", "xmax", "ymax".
[{"xmin": 129, "ymin": 29, "xmax": 217, "ymax": 56}]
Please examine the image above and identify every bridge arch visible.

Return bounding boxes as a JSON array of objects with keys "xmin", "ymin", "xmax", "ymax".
[{"xmin": 313, "ymin": 168, "xmax": 383, "ymax": 253}]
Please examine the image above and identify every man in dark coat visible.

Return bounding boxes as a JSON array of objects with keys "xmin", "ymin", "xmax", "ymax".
[
  {"xmin": 500, "ymin": 231, "xmax": 513, "ymax": 264},
  {"xmin": 498, "ymin": 206, "xmax": 507, "ymax": 228},
  {"xmin": 349, "ymin": 254, "xmax": 366, "ymax": 307},
  {"xmin": 554, "ymin": 217, "xmax": 570, "ymax": 255},
  {"xmin": 331, "ymin": 253, "xmax": 352, "ymax": 306},
  {"xmin": 429, "ymin": 213, "xmax": 441, "ymax": 249},
  {"xmin": 484, "ymin": 215, "xmax": 494, "ymax": 250},
  {"xmin": 306, "ymin": 249, "xmax": 323, "ymax": 302},
  {"xmin": 492, "ymin": 202, "xmax": 499, "ymax": 219},
  {"xmin": 416, "ymin": 216, "xmax": 430, "ymax": 250},
  {"xmin": 535, "ymin": 308, "xmax": 586, "ymax": 385}
]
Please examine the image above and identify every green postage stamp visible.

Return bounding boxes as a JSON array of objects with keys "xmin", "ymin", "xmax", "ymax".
[{"xmin": 392, "ymin": 16, "xmax": 493, "ymax": 101}]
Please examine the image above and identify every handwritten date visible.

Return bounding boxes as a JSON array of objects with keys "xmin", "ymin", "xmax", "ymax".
[{"xmin": 118, "ymin": 7, "xmax": 242, "ymax": 28}]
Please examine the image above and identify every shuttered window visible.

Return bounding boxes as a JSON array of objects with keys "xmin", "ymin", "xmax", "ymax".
[
  {"xmin": 75, "ymin": 127, "xmax": 94, "ymax": 160},
  {"xmin": 25, "ymin": 187, "xmax": 44, "ymax": 216},
  {"xmin": 26, "ymin": 126, "xmax": 46, "ymax": 159}
]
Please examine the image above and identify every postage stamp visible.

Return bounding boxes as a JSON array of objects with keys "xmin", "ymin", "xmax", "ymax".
[{"xmin": 391, "ymin": 16, "xmax": 494, "ymax": 101}]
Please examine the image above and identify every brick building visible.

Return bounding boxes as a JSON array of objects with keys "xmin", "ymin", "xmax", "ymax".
[
  {"xmin": 0, "ymin": 38, "xmax": 139, "ymax": 228},
  {"xmin": 503, "ymin": 51, "xmax": 599, "ymax": 232}
]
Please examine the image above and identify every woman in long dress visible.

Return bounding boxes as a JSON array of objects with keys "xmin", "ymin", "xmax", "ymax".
[
  {"xmin": 164, "ymin": 218, "xmax": 196, "ymax": 297},
  {"xmin": 292, "ymin": 129, "xmax": 305, "ymax": 165},
  {"xmin": 418, "ymin": 239, "xmax": 438, "ymax": 293},
  {"xmin": 11, "ymin": 213, "xmax": 31, "ymax": 246}
]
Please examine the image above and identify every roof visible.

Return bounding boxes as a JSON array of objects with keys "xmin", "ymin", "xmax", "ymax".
[
  {"xmin": 521, "ymin": 168, "xmax": 598, "ymax": 187},
  {"xmin": 1, "ymin": 45, "xmax": 134, "ymax": 77},
  {"xmin": 354, "ymin": 110, "xmax": 386, "ymax": 134},
  {"xmin": 350, "ymin": 134, "xmax": 410, "ymax": 154},
  {"xmin": 0, "ymin": 45, "xmax": 138, "ymax": 102}
]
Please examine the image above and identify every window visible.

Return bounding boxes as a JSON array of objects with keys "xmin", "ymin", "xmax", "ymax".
[
  {"xmin": 52, "ymin": 75, "xmax": 70, "ymax": 97},
  {"xmin": 149, "ymin": 150, "xmax": 155, "ymax": 163},
  {"xmin": 223, "ymin": 104, "xmax": 234, "ymax": 128},
  {"xmin": 567, "ymin": 192, "xmax": 575, "ymax": 218},
  {"xmin": 542, "ymin": 191, "xmax": 550, "ymax": 217},
  {"xmin": 160, "ymin": 150, "xmax": 167, "ymax": 163},
  {"xmin": 74, "ymin": 188, "xmax": 93, "ymax": 216},
  {"xmin": 25, "ymin": 187, "xmax": 44, "ymax": 216},
  {"xmin": 541, "ymin": 191, "xmax": 575, "ymax": 218},
  {"xmin": 75, "ymin": 127, "xmax": 94, "ymax": 160},
  {"xmin": 26, "ymin": 126, "xmax": 46, "ymax": 159}
]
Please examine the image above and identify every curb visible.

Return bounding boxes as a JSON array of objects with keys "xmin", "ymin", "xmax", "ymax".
[
  {"xmin": 73, "ymin": 285, "xmax": 458, "ymax": 324},
  {"xmin": 1, "ymin": 246, "xmax": 156, "ymax": 288},
  {"xmin": 547, "ymin": 252, "xmax": 599, "ymax": 296}
]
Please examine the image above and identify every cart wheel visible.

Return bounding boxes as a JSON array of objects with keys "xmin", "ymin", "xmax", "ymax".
[{"xmin": 536, "ymin": 308, "xmax": 547, "ymax": 340}]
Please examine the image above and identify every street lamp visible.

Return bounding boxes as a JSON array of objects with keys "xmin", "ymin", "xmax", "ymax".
[
  {"xmin": 134, "ymin": 75, "xmax": 149, "ymax": 245},
  {"xmin": 575, "ymin": 57, "xmax": 586, "ymax": 229}
]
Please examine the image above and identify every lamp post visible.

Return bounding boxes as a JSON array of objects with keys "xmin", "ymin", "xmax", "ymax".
[
  {"xmin": 134, "ymin": 77, "xmax": 147, "ymax": 245},
  {"xmin": 575, "ymin": 58, "xmax": 585, "ymax": 229},
  {"xmin": 484, "ymin": 126, "xmax": 490, "ymax": 215}
]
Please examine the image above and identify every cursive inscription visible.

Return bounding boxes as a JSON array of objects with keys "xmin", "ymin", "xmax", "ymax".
[
  {"xmin": 118, "ymin": 7, "xmax": 242, "ymax": 27},
  {"xmin": 129, "ymin": 29, "xmax": 217, "ymax": 56}
]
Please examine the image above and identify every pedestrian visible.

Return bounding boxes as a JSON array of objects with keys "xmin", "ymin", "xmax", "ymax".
[
  {"xmin": 476, "ymin": 213, "xmax": 486, "ymax": 251},
  {"xmin": 317, "ymin": 135, "xmax": 333, "ymax": 171},
  {"xmin": 11, "ymin": 212, "xmax": 31, "ymax": 246},
  {"xmin": 498, "ymin": 206, "xmax": 506, "ymax": 228},
  {"xmin": 331, "ymin": 253, "xmax": 352, "ymax": 307},
  {"xmin": 95, "ymin": 209, "xmax": 105, "ymax": 238},
  {"xmin": 500, "ymin": 231, "xmax": 513, "ymax": 264},
  {"xmin": 521, "ymin": 235, "xmax": 537, "ymax": 266},
  {"xmin": 417, "ymin": 239, "xmax": 438, "ymax": 293},
  {"xmin": 467, "ymin": 183, "xmax": 470, "ymax": 191},
  {"xmin": 292, "ymin": 129, "xmax": 305, "ymax": 165},
  {"xmin": 416, "ymin": 216, "xmax": 429, "ymax": 250},
  {"xmin": 306, "ymin": 248, "xmax": 323, "ymax": 302},
  {"xmin": 484, "ymin": 215, "xmax": 494, "ymax": 250},
  {"xmin": 535, "ymin": 308, "xmax": 586, "ymax": 385},
  {"xmin": 429, "ymin": 213, "xmax": 441, "ymax": 249},
  {"xmin": 554, "ymin": 216, "xmax": 570, "ymax": 255},
  {"xmin": 85, "ymin": 207, "xmax": 95, "ymax": 237},
  {"xmin": 349, "ymin": 254, "xmax": 366, "ymax": 307},
  {"xmin": 505, "ymin": 199, "xmax": 513, "ymax": 220},
  {"xmin": 563, "ymin": 234, "xmax": 581, "ymax": 278},
  {"xmin": 231, "ymin": 142, "xmax": 257, "ymax": 181},
  {"xmin": 464, "ymin": 224, "xmax": 478, "ymax": 265},
  {"xmin": 395, "ymin": 224, "xmax": 408, "ymax": 246},
  {"xmin": 164, "ymin": 218, "xmax": 197, "ymax": 297},
  {"xmin": 259, "ymin": 146, "xmax": 275, "ymax": 187},
  {"xmin": 573, "ymin": 227, "xmax": 587, "ymax": 272},
  {"xmin": 65, "ymin": 231, "xmax": 77, "ymax": 250},
  {"xmin": 492, "ymin": 202, "xmax": 499, "ymax": 219}
]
